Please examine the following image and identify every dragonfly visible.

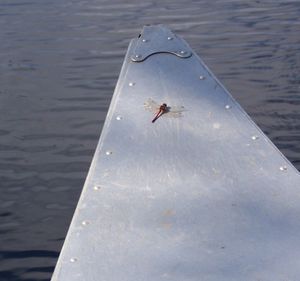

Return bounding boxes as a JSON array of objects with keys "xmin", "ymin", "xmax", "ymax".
[{"xmin": 144, "ymin": 98, "xmax": 185, "ymax": 123}]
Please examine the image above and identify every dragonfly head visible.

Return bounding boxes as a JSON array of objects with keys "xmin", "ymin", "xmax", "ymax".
[{"xmin": 161, "ymin": 103, "xmax": 167, "ymax": 111}]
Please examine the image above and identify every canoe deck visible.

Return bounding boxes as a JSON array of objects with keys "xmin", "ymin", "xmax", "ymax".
[{"xmin": 51, "ymin": 25, "xmax": 300, "ymax": 281}]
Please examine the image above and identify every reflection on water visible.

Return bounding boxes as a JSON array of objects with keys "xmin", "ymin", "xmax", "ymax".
[{"xmin": 0, "ymin": 0, "xmax": 299, "ymax": 280}]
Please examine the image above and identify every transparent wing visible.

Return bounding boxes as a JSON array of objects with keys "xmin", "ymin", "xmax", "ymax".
[
  {"xmin": 144, "ymin": 98, "xmax": 160, "ymax": 113},
  {"xmin": 164, "ymin": 112, "xmax": 183, "ymax": 118},
  {"xmin": 164, "ymin": 105, "xmax": 185, "ymax": 118}
]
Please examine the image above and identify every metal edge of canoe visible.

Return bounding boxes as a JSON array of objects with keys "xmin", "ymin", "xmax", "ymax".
[{"xmin": 51, "ymin": 25, "xmax": 300, "ymax": 281}]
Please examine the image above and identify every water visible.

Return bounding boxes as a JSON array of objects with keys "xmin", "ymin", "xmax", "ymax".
[{"xmin": 0, "ymin": 0, "xmax": 299, "ymax": 280}]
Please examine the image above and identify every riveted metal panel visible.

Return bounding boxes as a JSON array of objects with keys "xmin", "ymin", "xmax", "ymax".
[
  {"xmin": 131, "ymin": 25, "xmax": 192, "ymax": 62},
  {"xmin": 51, "ymin": 26, "xmax": 300, "ymax": 281}
]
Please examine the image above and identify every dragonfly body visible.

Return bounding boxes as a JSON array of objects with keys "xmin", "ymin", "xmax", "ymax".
[{"xmin": 152, "ymin": 103, "xmax": 167, "ymax": 123}]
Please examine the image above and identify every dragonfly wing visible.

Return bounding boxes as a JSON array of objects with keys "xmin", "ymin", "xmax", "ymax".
[
  {"xmin": 144, "ymin": 98, "xmax": 159, "ymax": 113},
  {"xmin": 163, "ymin": 111, "xmax": 183, "ymax": 118},
  {"xmin": 163, "ymin": 105, "xmax": 185, "ymax": 118},
  {"xmin": 170, "ymin": 105, "xmax": 185, "ymax": 112}
]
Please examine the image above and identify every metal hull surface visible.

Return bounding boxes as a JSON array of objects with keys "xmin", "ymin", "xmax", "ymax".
[{"xmin": 51, "ymin": 25, "xmax": 300, "ymax": 281}]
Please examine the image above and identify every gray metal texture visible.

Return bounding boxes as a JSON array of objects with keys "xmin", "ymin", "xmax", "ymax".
[
  {"xmin": 131, "ymin": 26, "xmax": 191, "ymax": 62},
  {"xmin": 51, "ymin": 25, "xmax": 300, "ymax": 281}
]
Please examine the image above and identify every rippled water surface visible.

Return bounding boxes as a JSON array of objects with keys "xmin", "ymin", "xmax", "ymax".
[{"xmin": 0, "ymin": 0, "xmax": 299, "ymax": 280}]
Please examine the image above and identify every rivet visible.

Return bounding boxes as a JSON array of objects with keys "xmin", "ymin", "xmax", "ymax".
[
  {"xmin": 94, "ymin": 185, "xmax": 101, "ymax": 191},
  {"xmin": 116, "ymin": 115, "xmax": 123, "ymax": 120},
  {"xmin": 251, "ymin": 135, "xmax": 259, "ymax": 140},
  {"xmin": 134, "ymin": 54, "xmax": 141, "ymax": 59},
  {"xmin": 70, "ymin": 258, "xmax": 77, "ymax": 263},
  {"xmin": 142, "ymin": 39, "xmax": 147, "ymax": 43},
  {"xmin": 82, "ymin": 220, "xmax": 90, "ymax": 226},
  {"xmin": 167, "ymin": 36, "xmax": 173, "ymax": 40},
  {"xmin": 180, "ymin": 50, "xmax": 185, "ymax": 54},
  {"xmin": 279, "ymin": 166, "xmax": 287, "ymax": 171},
  {"xmin": 128, "ymin": 82, "xmax": 135, "ymax": 87},
  {"xmin": 199, "ymin": 75, "xmax": 205, "ymax": 80},
  {"xmin": 225, "ymin": 105, "xmax": 231, "ymax": 109},
  {"xmin": 106, "ymin": 151, "xmax": 112, "ymax": 155},
  {"xmin": 213, "ymin": 123, "xmax": 221, "ymax": 129}
]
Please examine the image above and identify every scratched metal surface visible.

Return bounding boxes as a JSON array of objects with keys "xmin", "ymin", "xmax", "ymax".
[{"xmin": 51, "ymin": 26, "xmax": 300, "ymax": 281}]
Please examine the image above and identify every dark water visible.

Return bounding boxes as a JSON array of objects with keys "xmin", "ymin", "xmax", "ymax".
[{"xmin": 0, "ymin": 0, "xmax": 299, "ymax": 280}]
